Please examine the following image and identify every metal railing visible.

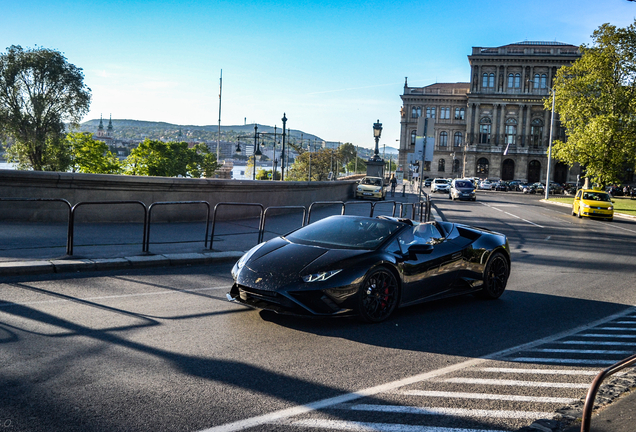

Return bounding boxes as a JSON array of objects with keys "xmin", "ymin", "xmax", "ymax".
[
  {"xmin": 580, "ymin": 352, "xmax": 636, "ymax": 432},
  {"xmin": 145, "ymin": 201, "xmax": 211, "ymax": 252},
  {"xmin": 258, "ymin": 206, "xmax": 307, "ymax": 243},
  {"xmin": 209, "ymin": 202, "xmax": 265, "ymax": 250},
  {"xmin": 69, "ymin": 201, "xmax": 147, "ymax": 256}
]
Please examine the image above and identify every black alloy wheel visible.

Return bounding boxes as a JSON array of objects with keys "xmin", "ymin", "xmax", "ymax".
[
  {"xmin": 477, "ymin": 252, "xmax": 509, "ymax": 300},
  {"xmin": 358, "ymin": 268, "xmax": 399, "ymax": 323}
]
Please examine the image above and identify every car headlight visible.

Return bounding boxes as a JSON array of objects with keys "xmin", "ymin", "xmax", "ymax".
[
  {"xmin": 236, "ymin": 242, "xmax": 266, "ymax": 270},
  {"xmin": 608, "ymin": 206, "xmax": 613, "ymax": 211},
  {"xmin": 374, "ymin": 188, "xmax": 381, "ymax": 192},
  {"xmin": 302, "ymin": 269, "xmax": 342, "ymax": 283},
  {"xmin": 582, "ymin": 203, "xmax": 590, "ymax": 208}
]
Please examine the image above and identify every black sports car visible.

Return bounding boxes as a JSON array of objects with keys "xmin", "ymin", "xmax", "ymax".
[{"xmin": 228, "ymin": 215, "xmax": 510, "ymax": 322}]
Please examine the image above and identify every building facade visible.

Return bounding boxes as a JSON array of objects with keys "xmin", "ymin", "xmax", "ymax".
[{"xmin": 399, "ymin": 41, "xmax": 582, "ymax": 183}]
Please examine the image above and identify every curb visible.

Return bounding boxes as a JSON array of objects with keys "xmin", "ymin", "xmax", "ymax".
[{"xmin": 0, "ymin": 251, "xmax": 245, "ymax": 277}]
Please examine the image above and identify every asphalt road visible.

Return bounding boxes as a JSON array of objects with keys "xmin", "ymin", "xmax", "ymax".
[{"xmin": 1, "ymin": 190, "xmax": 636, "ymax": 432}]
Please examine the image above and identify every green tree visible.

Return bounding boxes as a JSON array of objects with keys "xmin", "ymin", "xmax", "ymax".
[
  {"xmin": 337, "ymin": 143, "xmax": 356, "ymax": 168},
  {"xmin": 0, "ymin": 45, "xmax": 91, "ymax": 171},
  {"xmin": 66, "ymin": 132, "xmax": 121, "ymax": 174},
  {"xmin": 346, "ymin": 156, "xmax": 367, "ymax": 174},
  {"xmin": 286, "ymin": 148, "xmax": 334, "ymax": 181},
  {"xmin": 548, "ymin": 21, "xmax": 636, "ymax": 186},
  {"xmin": 123, "ymin": 139, "xmax": 217, "ymax": 177}
]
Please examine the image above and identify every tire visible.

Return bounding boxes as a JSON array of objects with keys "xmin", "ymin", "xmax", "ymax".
[
  {"xmin": 357, "ymin": 268, "xmax": 399, "ymax": 323},
  {"xmin": 477, "ymin": 252, "xmax": 509, "ymax": 300}
]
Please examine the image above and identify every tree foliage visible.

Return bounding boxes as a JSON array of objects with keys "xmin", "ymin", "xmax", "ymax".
[
  {"xmin": 66, "ymin": 132, "xmax": 121, "ymax": 174},
  {"xmin": 123, "ymin": 139, "xmax": 218, "ymax": 177},
  {"xmin": 0, "ymin": 45, "xmax": 91, "ymax": 171},
  {"xmin": 286, "ymin": 148, "xmax": 335, "ymax": 181},
  {"xmin": 548, "ymin": 21, "xmax": 636, "ymax": 186}
]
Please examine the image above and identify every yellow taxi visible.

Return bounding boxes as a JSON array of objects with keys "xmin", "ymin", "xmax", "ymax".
[
  {"xmin": 355, "ymin": 176, "xmax": 386, "ymax": 200},
  {"xmin": 572, "ymin": 189, "xmax": 614, "ymax": 221}
]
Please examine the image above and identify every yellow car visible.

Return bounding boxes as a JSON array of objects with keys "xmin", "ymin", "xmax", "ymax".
[
  {"xmin": 355, "ymin": 176, "xmax": 386, "ymax": 200},
  {"xmin": 572, "ymin": 189, "xmax": 614, "ymax": 221}
]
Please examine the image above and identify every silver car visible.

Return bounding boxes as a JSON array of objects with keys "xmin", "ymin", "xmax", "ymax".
[
  {"xmin": 431, "ymin": 178, "xmax": 450, "ymax": 193},
  {"xmin": 449, "ymin": 179, "xmax": 477, "ymax": 201}
]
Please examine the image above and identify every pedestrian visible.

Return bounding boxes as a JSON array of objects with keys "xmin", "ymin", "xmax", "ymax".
[{"xmin": 390, "ymin": 174, "xmax": 397, "ymax": 197}]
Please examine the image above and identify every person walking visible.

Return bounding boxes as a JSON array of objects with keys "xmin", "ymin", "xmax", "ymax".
[{"xmin": 390, "ymin": 174, "xmax": 397, "ymax": 197}]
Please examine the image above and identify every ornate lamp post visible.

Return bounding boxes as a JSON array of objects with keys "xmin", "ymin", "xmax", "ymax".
[{"xmin": 372, "ymin": 120, "xmax": 382, "ymax": 160}]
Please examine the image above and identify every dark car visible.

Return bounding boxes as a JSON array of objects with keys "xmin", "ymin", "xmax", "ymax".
[
  {"xmin": 228, "ymin": 215, "xmax": 511, "ymax": 322},
  {"xmin": 424, "ymin": 178, "xmax": 432, "ymax": 187},
  {"xmin": 493, "ymin": 181, "xmax": 509, "ymax": 191},
  {"xmin": 449, "ymin": 179, "xmax": 477, "ymax": 201}
]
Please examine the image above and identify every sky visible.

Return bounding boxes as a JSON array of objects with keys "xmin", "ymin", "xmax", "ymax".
[{"xmin": 2, "ymin": 0, "xmax": 636, "ymax": 150}]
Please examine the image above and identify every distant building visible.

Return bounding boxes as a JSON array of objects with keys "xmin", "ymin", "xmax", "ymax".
[{"xmin": 399, "ymin": 41, "xmax": 582, "ymax": 183}]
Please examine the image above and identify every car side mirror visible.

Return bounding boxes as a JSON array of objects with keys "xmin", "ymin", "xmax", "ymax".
[{"xmin": 408, "ymin": 243, "xmax": 434, "ymax": 256}]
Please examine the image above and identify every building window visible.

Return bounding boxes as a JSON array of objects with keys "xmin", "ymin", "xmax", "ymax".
[
  {"xmin": 531, "ymin": 119, "xmax": 543, "ymax": 147},
  {"xmin": 479, "ymin": 117, "xmax": 491, "ymax": 144},
  {"xmin": 509, "ymin": 73, "xmax": 521, "ymax": 88},
  {"xmin": 454, "ymin": 132, "xmax": 463, "ymax": 147},
  {"xmin": 411, "ymin": 106, "xmax": 422, "ymax": 118},
  {"xmin": 540, "ymin": 74, "xmax": 547, "ymax": 89},
  {"xmin": 438, "ymin": 159, "xmax": 445, "ymax": 172},
  {"xmin": 508, "ymin": 74, "xmax": 514, "ymax": 89},
  {"xmin": 534, "ymin": 73, "xmax": 548, "ymax": 89},
  {"xmin": 426, "ymin": 107, "xmax": 436, "ymax": 118},
  {"xmin": 514, "ymin": 73, "xmax": 520, "ymax": 88},
  {"xmin": 423, "ymin": 161, "xmax": 431, "ymax": 171},
  {"xmin": 439, "ymin": 131, "xmax": 448, "ymax": 147},
  {"xmin": 476, "ymin": 158, "xmax": 489, "ymax": 178},
  {"xmin": 454, "ymin": 108, "xmax": 465, "ymax": 120},
  {"xmin": 482, "ymin": 73, "xmax": 495, "ymax": 88},
  {"xmin": 482, "ymin": 73, "xmax": 489, "ymax": 88},
  {"xmin": 410, "ymin": 130, "xmax": 417, "ymax": 145},
  {"xmin": 453, "ymin": 159, "xmax": 460, "ymax": 173},
  {"xmin": 505, "ymin": 118, "xmax": 517, "ymax": 145},
  {"xmin": 440, "ymin": 107, "xmax": 450, "ymax": 119}
]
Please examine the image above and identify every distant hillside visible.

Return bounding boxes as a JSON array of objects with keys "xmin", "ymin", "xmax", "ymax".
[{"xmin": 79, "ymin": 119, "xmax": 325, "ymax": 143}]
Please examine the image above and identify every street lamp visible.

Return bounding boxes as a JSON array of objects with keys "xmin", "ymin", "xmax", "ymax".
[
  {"xmin": 235, "ymin": 141, "xmax": 242, "ymax": 155},
  {"xmin": 372, "ymin": 120, "xmax": 382, "ymax": 160},
  {"xmin": 544, "ymin": 89, "xmax": 556, "ymax": 199},
  {"xmin": 252, "ymin": 124, "xmax": 262, "ymax": 180}
]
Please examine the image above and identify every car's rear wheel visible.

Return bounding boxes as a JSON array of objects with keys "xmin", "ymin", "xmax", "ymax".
[
  {"xmin": 357, "ymin": 268, "xmax": 399, "ymax": 323},
  {"xmin": 477, "ymin": 252, "xmax": 509, "ymax": 300}
]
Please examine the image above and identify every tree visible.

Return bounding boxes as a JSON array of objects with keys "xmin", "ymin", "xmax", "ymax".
[
  {"xmin": 337, "ymin": 143, "xmax": 356, "ymax": 168},
  {"xmin": 66, "ymin": 132, "xmax": 121, "ymax": 174},
  {"xmin": 548, "ymin": 21, "xmax": 636, "ymax": 186},
  {"xmin": 286, "ymin": 148, "xmax": 334, "ymax": 181},
  {"xmin": 0, "ymin": 45, "xmax": 91, "ymax": 171},
  {"xmin": 123, "ymin": 139, "xmax": 217, "ymax": 177},
  {"xmin": 347, "ymin": 156, "xmax": 367, "ymax": 174}
]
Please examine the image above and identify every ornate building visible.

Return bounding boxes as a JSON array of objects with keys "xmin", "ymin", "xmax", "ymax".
[{"xmin": 399, "ymin": 41, "xmax": 582, "ymax": 183}]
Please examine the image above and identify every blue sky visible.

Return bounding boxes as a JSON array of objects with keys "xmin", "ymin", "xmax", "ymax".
[{"xmin": 2, "ymin": 0, "xmax": 635, "ymax": 150}]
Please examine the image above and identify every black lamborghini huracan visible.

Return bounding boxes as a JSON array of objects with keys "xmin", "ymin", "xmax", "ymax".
[{"xmin": 228, "ymin": 215, "xmax": 510, "ymax": 322}]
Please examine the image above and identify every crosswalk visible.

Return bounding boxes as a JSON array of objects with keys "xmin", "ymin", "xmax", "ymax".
[{"xmin": 210, "ymin": 309, "xmax": 636, "ymax": 432}]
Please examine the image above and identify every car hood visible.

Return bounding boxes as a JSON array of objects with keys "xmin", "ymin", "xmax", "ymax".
[
  {"xmin": 581, "ymin": 200, "xmax": 612, "ymax": 208},
  {"xmin": 358, "ymin": 184, "xmax": 382, "ymax": 191},
  {"xmin": 238, "ymin": 238, "xmax": 368, "ymax": 290}
]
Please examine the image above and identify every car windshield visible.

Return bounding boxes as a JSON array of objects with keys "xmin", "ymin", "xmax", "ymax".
[
  {"xmin": 361, "ymin": 177, "xmax": 382, "ymax": 186},
  {"xmin": 582, "ymin": 192, "xmax": 611, "ymax": 202},
  {"xmin": 285, "ymin": 216, "xmax": 404, "ymax": 249},
  {"xmin": 454, "ymin": 181, "xmax": 472, "ymax": 188}
]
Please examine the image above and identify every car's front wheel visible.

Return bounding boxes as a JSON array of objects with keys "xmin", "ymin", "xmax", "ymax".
[
  {"xmin": 477, "ymin": 252, "xmax": 509, "ymax": 300},
  {"xmin": 357, "ymin": 267, "xmax": 399, "ymax": 323}
]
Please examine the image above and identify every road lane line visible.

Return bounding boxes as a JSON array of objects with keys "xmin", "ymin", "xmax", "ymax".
[
  {"xmin": 511, "ymin": 358, "xmax": 617, "ymax": 365},
  {"xmin": 530, "ymin": 348, "xmax": 632, "ymax": 354},
  {"xmin": 199, "ymin": 307, "xmax": 636, "ymax": 432},
  {"xmin": 559, "ymin": 340, "xmax": 636, "ymax": 346},
  {"xmin": 480, "ymin": 203, "xmax": 544, "ymax": 228},
  {"xmin": 286, "ymin": 419, "xmax": 506, "ymax": 432},
  {"xmin": 578, "ymin": 334, "xmax": 636, "ymax": 338},
  {"xmin": 596, "ymin": 327, "xmax": 636, "ymax": 331},
  {"xmin": 442, "ymin": 378, "xmax": 589, "ymax": 388},
  {"xmin": 348, "ymin": 404, "xmax": 552, "ymax": 419},
  {"xmin": 479, "ymin": 367, "xmax": 597, "ymax": 375},
  {"xmin": 399, "ymin": 390, "xmax": 577, "ymax": 404}
]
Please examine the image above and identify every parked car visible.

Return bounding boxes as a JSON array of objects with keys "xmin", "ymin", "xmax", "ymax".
[
  {"xmin": 355, "ymin": 176, "xmax": 386, "ymax": 200},
  {"xmin": 228, "ymin": 215, "xmax": 511, "ymax": 322},
  {"xmin": 431, "ymin": 178, "xmax": 451, "ymax": 193},
  {"xmin": 547, "ymin": 183, "xmax": 564, "ymax": 195},
  {"xmin": 478, "ymin": 180, "xmax": 493, "ymax": 190},
  {"xmin": 508, "ymin": 180, "xmax": 523, "ymax": 191},
  {"xmin": 493, "ymin": 181, "xmax": 509, "ymax": 192},
  {"xmin": 572, "ymin": 189, "xmax": 614, "ymax": 221},
  {"xmin": 424, "ymin": 178, "xmax": 432, "ymax": 188},
  {"xmin": 449, "ymin": 179, "xmax": 477, "ymax": 201}
]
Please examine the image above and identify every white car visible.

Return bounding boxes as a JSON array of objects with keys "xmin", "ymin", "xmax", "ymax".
[
  {"xmin": 478, "ymin": 180, "xmax": 493, "ymax": 190},
  {"xmin": 431, "ymin": 178, "xmax": 450, "ymax": 193}
]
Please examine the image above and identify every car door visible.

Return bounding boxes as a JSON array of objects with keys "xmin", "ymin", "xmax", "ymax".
[
  {"xmin": 573, "ymin": 190, "xmax": 582, "ymax": 214},
  {"xmin": 397, "ymin": 222, "xmax": 464, "ymax": 305}
]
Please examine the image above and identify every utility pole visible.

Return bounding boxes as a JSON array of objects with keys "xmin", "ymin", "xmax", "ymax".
[{"xmin": 217, "ymin": 70, "xmax": 222, "ymax": 161}]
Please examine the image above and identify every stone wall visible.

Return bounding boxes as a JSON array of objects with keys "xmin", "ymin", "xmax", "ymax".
[{"xmin": 0, "ymin": 170, "xmax": 356, "ymax": 223}]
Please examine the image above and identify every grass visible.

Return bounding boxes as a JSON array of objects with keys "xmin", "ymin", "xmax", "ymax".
[{"xmin": 545, "ymin": 196, "xmax": 636, "ymax": 217}]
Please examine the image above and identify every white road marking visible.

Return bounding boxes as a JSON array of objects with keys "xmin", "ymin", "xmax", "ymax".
[
  {"xmin": 559, "ymin": 340, "xmax": 636, "ymax": 346},
  {"xmin": 597, "ymin": 327, "xmax": 636, "ymax": 331},
  {"xmin": 579, "ymin": 333, "xmax": 636, "ymax": 338},
  {"xmin": 480, "ymin": 203, "xmax": 544, "ymax": 228},
  {"xmin": 399, "ymin": 390, "xmax": 577, "ymax": 404},
  {"xmin": 348, "ymin": 404, "xmax": 551, "ymax": 419},
  {"xmin": 512, "ymin": 358, "xmax": 617, "ymax": 365},
  {"xmin": 443, "ymin": 378, "xmax": 589, "ymax": 388},
  {"xmin": 198, "ymin": 307, "xmax": 636, "ymax": 432},
  {"xmin": 286, "ymin": 419, "xmax": 505, "ymax": 432},
  {"xmin": 479, "ymin": 367, "xmax": 597, "ymax": 375},
  {"xmin": 530, "ymin": 348, "xmax": 632, "ymax": 354},
  {"xmin": 609, "ymin": 224, "xmax": 636, "ymax": 234}
]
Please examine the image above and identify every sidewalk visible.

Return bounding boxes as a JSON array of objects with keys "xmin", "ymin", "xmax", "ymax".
[
  {"xmin": 0, "ymin": 191, "xmax": 427, "ymax": 277},
  {"xmin": 563, "ymin": 389, "xmax": 636, "ymax": 432}
]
